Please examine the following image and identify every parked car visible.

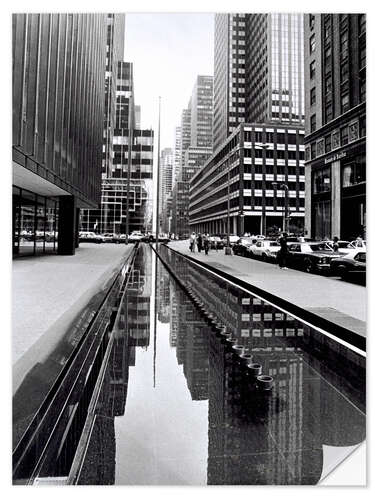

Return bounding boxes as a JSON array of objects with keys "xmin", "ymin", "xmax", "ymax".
[
  {"xmin": 249, "ymin": 240, "xmax": 280, "ymax": 261},
  {"xmin": 209, "ymin": 236, "xmax": 224, "ymax": 249},
  {"xmin": 348, "ymin": 239, "xmax": 366, "ymax": 250},
  {"xmin": 232, "ymin": 237, "xmax": 254, "ymax": 256},
  {"xmin": 128, "ymin": 231, "xmax": 143, "ymax": 243},
  {"xmin": 330, "ymin": 250, "xmax": 366, "ymax": 281},
  {"xmin": 285, "ymin": 241, "xmax": 341, "ymax": 273},
  {"xmin": 101, "ymin": 233, "xmax": 120, "ymax": 243},
  {"xmin": 79, "ymin": 231, "xmax": 104, "ymax": 243}
]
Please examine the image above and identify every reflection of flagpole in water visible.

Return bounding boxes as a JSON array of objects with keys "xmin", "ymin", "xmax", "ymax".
[
  {"xmin": 153, "ymin": 256, "xmax": 158, "ymax": 388},
  {"xmin": 153, "ymin": 96, "xmax": 161, "ymax": 388}
]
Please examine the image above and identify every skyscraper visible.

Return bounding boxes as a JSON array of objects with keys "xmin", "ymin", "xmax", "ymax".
[
  {"xmin": 213, "ymin": 13, "xmax": 304, "ymax": 153},
  {"xmin": 171, "ymin": 75, "xmax": 213, "ymax": 237},
  {"xmin": 12, "ymin": 14, "xmax": 108, "ymax": 256},
  {"xmin": 246, "ymin": 14, "xmax": 305, "ymax": 124},
  {"xmin": 213, "ymin": 13, "xmax": 247, "ymax": 152}
]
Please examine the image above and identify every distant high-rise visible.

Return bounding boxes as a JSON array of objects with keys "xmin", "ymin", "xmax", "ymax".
[
  {"xmin": 171, "ymin": 75, "xmax": 213, "ymax": 237},
  {"xmin": 173, "ymin": 126, "xmax": 182, "ymax": 186},
  {"xmin": 190, "ymin": 75, "xmax": 214, "ymax": 149}
]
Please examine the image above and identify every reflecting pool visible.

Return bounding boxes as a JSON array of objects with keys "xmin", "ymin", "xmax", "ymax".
[{"xmin": 77, "ymin": 244, "xmax": 365, "ymax": 485}]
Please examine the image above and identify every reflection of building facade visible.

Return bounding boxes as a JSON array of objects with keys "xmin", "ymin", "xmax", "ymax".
[
  {"xmin": 12, "ymin": 14, "xmax": 108, "ymax": 256},
  {"xmin": 189, "ymin": 123, "xmax": 305, "ymax": 236},
  {"xmin": 303, "ymin": 14, "xmax": 366, "ymax": 240},
  {"xmin": 157, "ymin": 265, "xmax": 171, "ymax": 324}
]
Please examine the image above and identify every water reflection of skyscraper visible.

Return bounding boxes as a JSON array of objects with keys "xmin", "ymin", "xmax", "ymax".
[
  {"xmin": 157, "ymin": 264, "xmax": 171, "ymax": 324},
  {"xmin": 161, "ymin": 249, "xmax": 365, "ymax": 484}
]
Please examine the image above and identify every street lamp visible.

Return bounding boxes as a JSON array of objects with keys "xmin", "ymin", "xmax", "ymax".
[
  {"xmin": 255, "ymin": 143, "xmax": 270, "ymax": 236},
  {"xmin": 272, "ymin": 182, "xmax": 289, "ymax": 234}
]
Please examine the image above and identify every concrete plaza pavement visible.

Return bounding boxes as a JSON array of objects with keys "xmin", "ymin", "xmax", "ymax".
[
  {"xmin": 12, "ymin": 243, "xmax": 134, "ymax": 394},
  {"xmin": 168, "ymin": 240, "xmax": 366, "ymax": 336}
]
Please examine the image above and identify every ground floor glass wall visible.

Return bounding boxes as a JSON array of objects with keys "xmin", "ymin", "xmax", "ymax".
[{"xmin": 13, "ymin": 186, "xmax": 59, "ymax": 257}]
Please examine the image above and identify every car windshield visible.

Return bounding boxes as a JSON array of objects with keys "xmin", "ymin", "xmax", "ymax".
[
  {"xmin": 309, "ymin": 243, "xmax": 333, "ymax": 252},
  {"xmin": 269, "ymin": 242, "xmax": 280, "ymax": 247}
]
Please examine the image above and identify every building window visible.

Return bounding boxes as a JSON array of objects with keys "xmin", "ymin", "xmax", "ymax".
[
  {"xmin": 309, "ymin": 14, "xmax": 315, "ymax": 30},
  {"xmin": 341, "ymin": 62, "xmax": 349, "ymax": 82},
  {"xmin": 325, "ymin": 134, "xmax": 332, "ymax": 153},
  {"xmin": 359, "ymin": 45, "xmax": 366, "ymax": 69},
  {"xmin": 349, "ymin": 122, "xmax": 359, "ymax": 142},
  {"xmin": 359, "ymin": 116, "xmax": 366, "ymax": 137},
  {"xmin": 340, "ymin": 30, "xmax": 349, "ymax": 59},
  {"xmin": 341, "ymin": 93, "xmax": 350, "ymax": 113},
  {"xmin": 324, "ymin": 45, "xmax": 332, "ymax": 65},
  {"xmin": 317, "ymin": 139, "xmax": 325, "ymax": 157},
  {"xmin": 310, "ymin": 87, "xmax": 316, "ymax": 106},
  {"xmin": 340, "ymin": 126, "xmax": 349, "ymax": 146},
  {"xmin": 310, "ymin": 60, "xmax": 316, "ymax": 80},
  {"xmin": 359, "ymin": 14, "xmax": 366, "ymax": 35},
  {"xmin": 311, "ymin": 142, "xmax": 316, "ymax": 159},
  {"xmin": 359, "ymin": 77, "xmax": 366, "ymax": 103},
  {"xmin": 325, "ymin": 101, "xmax": 333, "ymax": 123},
  {"xmin": 305, "ymin": 146, "xmax": 311, "ymax": 161},
  {"xmin": 324, "ymin": 74, "xmax": 332, "ymax": 94},
  {"xmin": 310, "ymin": 114, "xmax": 316, "ymax": 132},
  {"xmin": 310, "ymin": 34, "xmax": 316, "ymax": 53},
  {"xmin": 313, "ymin": 167, "xmax": 331, "ymax": 193},
  {"xmin": 332, "ymin": 130, "xmax": 340, "ymax": 149}
]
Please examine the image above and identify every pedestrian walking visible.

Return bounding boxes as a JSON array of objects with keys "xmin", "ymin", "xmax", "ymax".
[
  {"xmin": 277, "ymin": 232, "xmax": 289, "ymax": 269},
  {"xmin": 189, "ymin": 232, "xmax": 197, "ymax": 252},
  {"xmin": 203, "ymin": 233, "xmax": 210, "ymax": 255},
  {"xmin": 197, "ymin": 233, "xmax": 203, "ymax": 253},
  {"xmin": 332, "ymin": 236, "xmax": 339, "ymax": 252}
]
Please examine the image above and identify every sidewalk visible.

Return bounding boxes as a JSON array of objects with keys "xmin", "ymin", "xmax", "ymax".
[
  {"xmin": 12, "ymin": 243, "xmax": 134, "ymax": 394},
  {"xmin": 168, "ymin": 240, "xmax": 366, "ymax": 337}
]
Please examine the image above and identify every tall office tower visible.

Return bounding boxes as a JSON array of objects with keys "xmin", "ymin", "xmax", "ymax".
[
  {"xmin": 12, "ymin": 14, "xmax": 108, "ymax": 256},
  {"xmin": 173, "ymin": 126, "xmax": 182, "ymax": 186},
  {"xmin": 190, "ymin": 75, "xmax": 214, "ymax": 148},
  {"xmin": 213, "ymin": 13, "xmax": 304, "ymax": 153},
  {"xmin": 213, "ymin": 13, "xmax": 247, "ymax": 152},
  {"xmin": 134, "ymin": 105, "xmax": 141, "ymax": 128},
  {"xmin": 245, "ymin": 13, "xmax": 305, "ymax": 125},
  {"xmin": 81, "ymin": 60, "xmax": 154, "ymax": 234},
  {"xmin": 102, "ymin": 14, "xmax": 126, "ymax": 179},
  {"xmin": 303, "ymin": 14, "xmax": 366, "ymax": 240}
]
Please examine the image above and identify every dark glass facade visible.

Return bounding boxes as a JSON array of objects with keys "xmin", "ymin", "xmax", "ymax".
[{"xmin": 12, "ymin": 14, "xmax": 107, "ymax": 256}]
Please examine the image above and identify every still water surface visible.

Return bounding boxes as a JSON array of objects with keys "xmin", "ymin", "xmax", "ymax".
[{"xmin": 78, "ymin": 244, "xmax": 365, "ymax": 485}]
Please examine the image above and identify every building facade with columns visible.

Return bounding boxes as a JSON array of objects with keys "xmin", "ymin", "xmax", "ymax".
[{"xmin": 303, "ymin": 14, "xmax": 366, "ymax": 240}]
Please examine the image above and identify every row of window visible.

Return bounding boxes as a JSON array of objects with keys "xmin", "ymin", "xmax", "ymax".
[
  {"xmin": 306, "ymin": 118, "xmax": 365, "ymax": 161},
  {"xmin": 312, "ymin": 157, "xmax": 366, "ymax": 194}
]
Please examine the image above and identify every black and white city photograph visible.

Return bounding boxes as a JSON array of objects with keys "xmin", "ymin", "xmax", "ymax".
[{"xmin": 8, "ymin": 0, "xmax": 370, "ymax": 490}]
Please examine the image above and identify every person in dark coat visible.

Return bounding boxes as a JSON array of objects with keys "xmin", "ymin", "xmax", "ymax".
[
  {"xmin": 197, "ymin": 233, "xmax": 203, "ymax": 253},
  {"xmin": 278, "ymin": 232, "xmax": 289, "ymax": 269},
  {"xmin": 332, "ymin": 236, "xmax": 339, "ymax": 252},
  {"xmin": 203, "ymin": 233, "xmax": 210, "ymax": 255}
]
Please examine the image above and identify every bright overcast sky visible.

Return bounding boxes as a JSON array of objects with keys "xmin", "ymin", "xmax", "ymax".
[{"xmin": 124, "ymin": 13, "xmax": 214, "ymax": 150}]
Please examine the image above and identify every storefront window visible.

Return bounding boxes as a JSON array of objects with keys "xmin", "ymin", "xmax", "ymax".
[
  {"xmin": 313, "ymin": 167, "xmax": 331, "ymax": 194},
  {"xmin": 313, "ymin": 199, "xmax": 331, "ymax": 240},
  {"xmin": 13, "ymin": 186, "xmax": 59, "ymax": 257},
  {"xmin": 342, "ymin": 158, "xmax": 366, "ymax": 187}
]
